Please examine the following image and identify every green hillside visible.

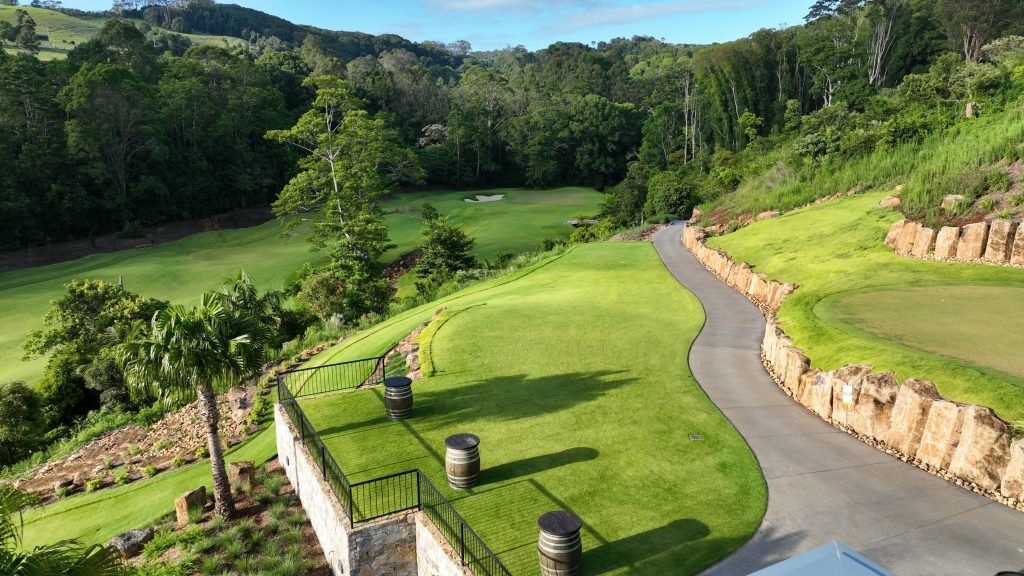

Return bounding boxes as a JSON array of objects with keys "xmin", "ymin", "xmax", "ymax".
[{"xmin": 0, "ymin": 6, "xmax": 244, "ymax": 60}]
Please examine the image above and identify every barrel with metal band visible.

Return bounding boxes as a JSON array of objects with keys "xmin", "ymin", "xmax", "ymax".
[
  {"xmin": 383, "ymin": 376, "xmax": 413, "ymax": 420},
  {"xmin": 538, "ymin": 510, "xmax": 582, "ymax": 576},
  {"xmin": 444, "ymin": 433, "xmax": 480, "ymax": 489}
]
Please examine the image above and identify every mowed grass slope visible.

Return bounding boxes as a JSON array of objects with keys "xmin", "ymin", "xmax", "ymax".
[
  {"xmin": 21, "ymin": 420, "xmax": 278, "ymax": 548},
  {"xmin": 0, "ymin": 221, "xmax": 320, "ymax": 385},
  {"xmin": 708, "ymin": 191, "xmax": 1024, "ymax": 423},
  {"xmin": 301, "ymin": 243, "xmax": 766, "ymax": 575},
  {"xmin": 0, "ymin": 187, "xmax": 602, "ymax": 386}
]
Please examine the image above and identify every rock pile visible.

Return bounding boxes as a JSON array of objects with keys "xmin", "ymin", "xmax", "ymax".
[
  {"xmin": 16, "ymin": 386, "xmax": 258, "ymax": 499},
  {"xmin": 885, "ymin": 218, "xmax": 1024, "ymax": 268},
  {"xmin": 684, "ymin": 224, "xmax": 1024, "ymax": 512}
]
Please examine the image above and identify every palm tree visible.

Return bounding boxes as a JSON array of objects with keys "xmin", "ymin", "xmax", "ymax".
[
  {"xmin": 118, "ymin": 292, "xmax": 270, "ymax": 518},
  {"xmin": 0, "ymin": 484, "xmax": 127, "ymax": 575}
]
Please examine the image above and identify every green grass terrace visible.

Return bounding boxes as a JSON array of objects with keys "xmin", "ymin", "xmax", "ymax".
[{"xmin": 283, "ymin": 243, "xmax": 765, "ymax": 575}]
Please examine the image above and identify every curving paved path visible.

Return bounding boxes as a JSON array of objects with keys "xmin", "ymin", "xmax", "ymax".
[{"xmin": 653, "ymin": 223, "xmax": 1024, "ymax": 576}]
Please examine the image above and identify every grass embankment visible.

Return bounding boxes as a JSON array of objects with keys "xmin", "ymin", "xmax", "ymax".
[
  {"xmin": 0, "ymin": 187, "xmax": 601, "ymax": 386},
  {"xmin": 21, "ymin": 420, "xmax": 278, "ymax": 548},
  {"xmin": 708, "ymin": 191, "xmax": 1024, "ymax": 424},
  {"xmin": 301, "ymin": 243, "xmax": 766, "ymax": 575},
  {"xmin": 708, "ymin": 108, "xmax": 1024, "ymax": 220}
]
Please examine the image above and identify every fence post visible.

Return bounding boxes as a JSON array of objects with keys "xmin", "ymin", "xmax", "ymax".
[
  {"xmin": 322, "ymin": 449, "xmax": 326, "ymax": 480},
  {"xmin": 460, "ymin": 522, "xmax": 465, "ymax": 565},
  {"xmin": 416, "ymin": 471, "xmax": 422, "ymax": 510},
  {"xmin": 348, "ymin": 488, "xmax": 354, "ymax": 529}
]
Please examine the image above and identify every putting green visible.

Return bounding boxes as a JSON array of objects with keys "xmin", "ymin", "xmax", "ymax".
[
  {"xmin": 708, "ymin": 191, "xmax": 1024, "ymax": 422},
  {"xmin": 301, "ymin": 243, "xmax": 765, "ymax": 575},
  {"xmin": 820, "ymin": 285, "xmax": 1024, "ymax": 384}
]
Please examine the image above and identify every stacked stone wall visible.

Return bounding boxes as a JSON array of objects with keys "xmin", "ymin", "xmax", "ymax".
[
  {"xmin": 681, "ymin": 225, "xmax": 1024, "ymax": 512},
  {"xmin": 885, "ymin": 219, "xmax": 1024, "ymax": 267},
  {"xmin": 275, "ymin": 405, "xmax": 472, "ymax": 576}
]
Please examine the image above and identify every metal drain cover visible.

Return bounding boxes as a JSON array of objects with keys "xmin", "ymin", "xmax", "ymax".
[{"xmin": 688, "ymin": 434, "xmax": 703, "ymax": 441}]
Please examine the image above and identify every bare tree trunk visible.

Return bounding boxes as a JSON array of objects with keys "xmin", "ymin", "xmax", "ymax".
[{"xmin": 198, "ymin": 385, "xmax": 235, "ymax": 518}]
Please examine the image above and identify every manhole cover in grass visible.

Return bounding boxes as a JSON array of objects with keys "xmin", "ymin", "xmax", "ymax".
[{"xmin": 688, "ymin": 434, "xmax": 703, "ymax": 441}]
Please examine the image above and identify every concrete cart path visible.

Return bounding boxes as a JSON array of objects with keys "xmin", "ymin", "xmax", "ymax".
[{"xmin": 652, "ymin": 222, "xmax": 1024, "ymax": 576}]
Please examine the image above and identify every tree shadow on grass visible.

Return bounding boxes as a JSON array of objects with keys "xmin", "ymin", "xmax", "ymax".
[
  {"xmin": 584, "ymin": 519, "xmax": 710, "ymax": 574},
  {"xmin": 411, "ymin": 370, "xmax": 637, "ymax": 430},
  {"xmin": 480, "ymin": 447, "xmax": 599, "ymax": 485}
]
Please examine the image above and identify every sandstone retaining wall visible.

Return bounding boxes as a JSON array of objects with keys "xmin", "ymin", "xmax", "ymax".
[
  {"xmin": 885, "ymin": 219, "xmax": 1024, "ymax": 267},
  {"xmin": 275, "ymin": 405, "xmax": 471, "ymax": 576},
  {"xmin": 682, "ymin": 225, "xmax": 1024, "ymax": 511}
]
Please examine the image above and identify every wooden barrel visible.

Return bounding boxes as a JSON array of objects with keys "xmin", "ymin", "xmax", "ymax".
[
  {"xmin": 445, "ymin": 433, "xmax": 480, "ymax": 489},
  {"xmin": 538, "ymin": 511, "xmax": 582, "ymax": 576},
  {"xmin": 384, "ymin": 377, "xmax": 413, "ymax": 420}
]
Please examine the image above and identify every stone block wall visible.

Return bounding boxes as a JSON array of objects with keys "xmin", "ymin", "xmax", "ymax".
[
  {"xmin": 682, "ymin": 226, "xmax": 1024, "ymax": 511},
  {"xmin": 885, "ymin": 219, "xmax": 1024, "ymax": 267},
  {"xmin": 275, "ymin": 405, "xmax": 471, "ymax": 576}
]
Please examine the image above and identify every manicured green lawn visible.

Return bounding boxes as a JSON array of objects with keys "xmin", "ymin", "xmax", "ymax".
[
  {"xmin": 21, "ymin": 422, "xmax": 278, "ymax": 548},
  {"xmin": 821, "ymin": 286, "xmax": 1024, "ymax": 384},
  {"xmin": 300, "ymin": 243, "xmax": 765, "ymax": 575},
  {"xmin": 0, "ymin": 220, "xmax": 322, "ymax": 386},
  {"xmin": 708, "ymin": 191, "xmax": 1024, "ymax": 423},
  {"xmin": 0, "ymin": 187, "xmax": 602, "ymax": 386}
]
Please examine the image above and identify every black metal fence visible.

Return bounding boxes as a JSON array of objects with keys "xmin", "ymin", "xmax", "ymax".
[
  {"xmin": 280, "ymin": 355, "xmax": 386, "ymax": 398},
  {"xmin": 277, "ymin": 364, "xmax": 511, "ymax": 576}
]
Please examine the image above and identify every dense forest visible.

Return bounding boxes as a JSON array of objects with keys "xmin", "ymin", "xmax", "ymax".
[
  {"xmin": 4, "ymin": 0, "xmax": 1024, "ymax": 472},
  {"xmin": 3, "ymin": 0, "xmax": 1023, "ymax": 249}
]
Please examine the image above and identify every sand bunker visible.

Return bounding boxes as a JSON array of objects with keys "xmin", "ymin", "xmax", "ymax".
[{"xmin": 464, "ymin": 194, "xmax": 505, "ymax": 203}]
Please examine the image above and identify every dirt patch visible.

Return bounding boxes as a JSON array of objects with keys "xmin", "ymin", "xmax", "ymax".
[{"xmin": 0, "ymin": 206, "xmax": 274, "ymax": 274}]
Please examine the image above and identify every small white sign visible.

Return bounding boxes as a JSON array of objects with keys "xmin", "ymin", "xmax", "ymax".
[{"xmin": 842, "ymin": 383, "xmax": 854, "ymax": 405}]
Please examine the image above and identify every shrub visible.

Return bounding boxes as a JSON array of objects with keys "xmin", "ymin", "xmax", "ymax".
[
  {"xmin": 980, "ymin": 198, "xmax": 997, "ymax": 212},
  {"xmin": 128, "ymin": 444, "xmax": 141, "ymax": 455},
  {"xmin": 198, "ymin": 556, "xmax": 220, "ymax": 576},
  {"xmin": 154, "ymin": 439, "xmax": 173, "ymax": 451},
  {"xmin": 85, "ymin": 479, "xmax": 102, "ymax": 492},
  {"xmin": 188, "ymin": 506, "xmax": 204, "ymax": 525},
  {"xmin": 195, "ymin": 446, "xmax": 209, "ymax": 459},
  {"xmin": 143, "ymin": 465, "xmax": 159, "ymax": 478},
  {"xmin": 115, "ymin": 471, "xmax": 132, "ymax": 485},
  {"xmin": 988, "ymin": 169, "xmax": 1012, "ymax": 193},
  {"xmin": 1011, "ymin": 193, "xmax": 1024, "ymax": 206},
  {"xmin": 103, "ymin": 457, "xmax": 114, "ymax": 469},
  {"xmin": 996, "ymin": 209, "xmax": 1014, "ymax": 219},
  {"xmin": 725, "ymin": 220, "xmax": 742, "ymax": 234},
  {"xmin": 54, "ymin": 485, "xmax": 72, "ymax": 499},
  {"xmin": 171, "ymin": 455, "xmax": 187, "ymax": 468}
]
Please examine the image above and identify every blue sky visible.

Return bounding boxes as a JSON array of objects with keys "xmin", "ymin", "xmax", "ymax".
[{"xmin": 69, "ymin": 0, "xmax": 813, "ymax": 51}]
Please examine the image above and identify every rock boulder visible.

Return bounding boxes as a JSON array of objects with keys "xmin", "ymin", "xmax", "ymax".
[
  {"xmin": 829, "ymin": 365, "xmax": 872, "ymax": 427},
  {"xmin": 107, "ymin": 528, "xmax": 153, "ymax": 558},
  {"xmin": 934, "ymin": 227, "xmax": 961, "ymax": 259},
  {"xmin": 1001, "ymin": 438, "xmax": 1024, "ymax": 501},
  {"xmin": 894, "ymin": 221, "xmax": 921, "ymax": 254},
  {"xmin": 956, "ymin": 222, "xmax": 989, "ymax": 261},
  {"xmin": 882, "ymin": 379, "xmax": 941, "ymax": 456},
  {"xmin": 915, "ymin": 400, "xmax": 966, "ymax": 470},
  {"xmin": 229, "ymin": 461, "xmax": 255, "ymax": 487},
  {"xmin": 1010, "ymin": 225, "xmax": 1024, "ymax": 267},
  {"xmin": 884, "ymin": 220, "xmax": 905, "ymax": 248},
  {"xmin": 941, "ymin": 194, "xmax": 966, "ymax": 209},
  {"xmin": 983, "ymin": 220, "xmax": 1017, "ymax": 264},
  {"xmin": 175, "ymin": 486, "xmax": 207, "ymax": 526},
  {"xmin": 850, "ymin": 372, "xmax": 899, "ymax": 441},
  {"xmin": 879, "ymin": 196, "xmax": 902, "ymax": 208},
  {"xmin": 756, "ymin": 210, "xmax": 782, "ymax": 221},
  {"xmin": 783, "ymin": 349, "xmax": 810, "ymax": 398},
  {"xmin": 911, "ymin": 227, "xmax": 936, "ymax": 258},
  {"xmin": 948, "ymin": 406, "xmax": 1012, "ymax": 491}
]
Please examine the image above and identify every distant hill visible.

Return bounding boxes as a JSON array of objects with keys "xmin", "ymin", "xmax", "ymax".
[{"xmin": 0, "ymin": 5, "xmax": 244, "ymax": 60}]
